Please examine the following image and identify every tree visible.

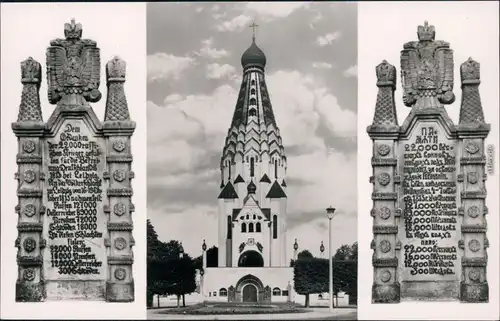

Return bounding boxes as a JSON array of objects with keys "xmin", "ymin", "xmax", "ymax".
[
  {"xmin": 162, "ymin": 253, "xmax": 197, "ymax": 307},
  {"xmin": 194, "ymin": 245, "xmax": 219, "ymax": 269},
  {"xmin": 297, "ymin": 249, "xmax": 314, "ymax": 260},
  {"xmin": 147, "ymin": 219, "xmax": 162, "ymax": 307},
  {"xmin": 293, "ymin": 256, "xmax": 328, "ymax": 307},
  {"xmin": 292, "ymin": 243, "xmax": 358, "ymax": 307},
  {"xmin": 206, "ymin": 246, "xmax": 218, "ymax": 267}
]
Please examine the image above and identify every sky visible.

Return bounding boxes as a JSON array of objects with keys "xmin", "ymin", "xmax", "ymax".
[
  {"xmin": 357, "ymin": 2, "xmax": 499, "ymax": 320},
  {"xmin": 147, "ymin": 2, "xmax": 358, "ymax": 259}
]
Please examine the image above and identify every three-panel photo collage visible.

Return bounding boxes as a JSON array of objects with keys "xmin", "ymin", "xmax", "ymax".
[{"xmin": 0, "ymin": 2, "xmax": 499, "ymax": 320}]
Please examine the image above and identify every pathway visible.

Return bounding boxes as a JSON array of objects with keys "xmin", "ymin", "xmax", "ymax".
[{"xmin": 147, "ymin": 307, "xmax": 357, "ymax": 320}]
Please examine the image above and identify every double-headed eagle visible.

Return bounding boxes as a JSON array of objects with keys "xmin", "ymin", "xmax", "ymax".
[
  {"xmin": 400, "ymin": 21, "xmax": 455, "ymax": 107},
  {"xmin": 46, "ymin": 19, "xmax": 101, "ymax": 105}
]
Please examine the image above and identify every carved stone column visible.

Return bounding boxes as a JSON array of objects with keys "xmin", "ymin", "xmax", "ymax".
[
  {"xmin": 456, "ymin": 58, "xmax": 490, "ymax": 302},
  {"xmin": 102, "ymin": 57, "xmax": 136, "ymax": 302},
  {"xmin": 13, "ymin": 57, "xmax": 46, "ymax": 302},
  {"xmin": 367, "ymin": 60, "xmax": 401, "ymax": 303}
]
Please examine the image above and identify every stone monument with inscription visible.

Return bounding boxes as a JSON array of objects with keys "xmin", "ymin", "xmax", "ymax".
[
  {"xmin": 13, "ymin": 20, "xmax": 135, "ymax": 302},
  {"xmin": 368, "ymin": 22, "xmax": 490, "ymax": 303}
]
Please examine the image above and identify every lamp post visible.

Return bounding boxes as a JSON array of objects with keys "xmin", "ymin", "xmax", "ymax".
[
  {"xmin": 326, "ymin": 206, "xmax": 336, "ymax": 312},
  {"xmin": 179, "ymin": 242, "xmax": 184, "ymax": 259},
  {"xmin": 200, "ymin": 268, "xmax": 205, "ymax": 296},
  {"xmin": 293, "ymin": 238, "xmax": 299, "ymax": 261},
  {"xmin": 201, "ymin": 239, "xmax": 207, "ymax": 296}
]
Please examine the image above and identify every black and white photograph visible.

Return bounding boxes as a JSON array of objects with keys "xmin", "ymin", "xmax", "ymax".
[
  {"xmin": 0, "ymin": 3, "xmax": 147, "ymax": 319},
  {"xmin": 146, "ymin": 2, "xmax": 358, "ymax": 320},
  {"xmin": 358, "ymin": 2, "xmax": 499, "ymax": 320}
]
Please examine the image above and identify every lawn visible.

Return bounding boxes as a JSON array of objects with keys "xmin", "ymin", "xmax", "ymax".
[{"xmin": 158, "ymin": 302, "xmax": 310, "ymax": 315}]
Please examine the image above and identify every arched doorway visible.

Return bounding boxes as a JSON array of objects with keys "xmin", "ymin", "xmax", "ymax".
[
  {"xmin": 234, "ymin": 274, "xmax": 266, "ymax": 303},
  {"xmin": 242, "ymin": 284, "xmax": 258, "ymax": 302},
  {"xmin": 238, "ymin": 250, "xmax": 264, "ymax": 267}
]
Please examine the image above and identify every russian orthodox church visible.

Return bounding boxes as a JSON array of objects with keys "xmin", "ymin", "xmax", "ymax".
[{"xmin": 200, "ymin": 31, "xmax": 295, "ymax": 303}]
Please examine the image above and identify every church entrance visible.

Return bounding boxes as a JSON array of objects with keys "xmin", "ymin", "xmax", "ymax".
[
  {"xmin": 238, "ymin": 250, "xmax": 264, "ymax": 267},
  {"xmin": 231, "ymin": 274, "xmax": 270, "ymax": 303},
  {"xmin": 242, "ymin": 284, "xmax": 258, "ymax": 302}
]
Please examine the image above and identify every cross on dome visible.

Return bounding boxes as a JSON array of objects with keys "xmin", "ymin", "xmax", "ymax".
[{"xmin": 249, "ymin": 21, "xmax": 259, "ymax": 42}]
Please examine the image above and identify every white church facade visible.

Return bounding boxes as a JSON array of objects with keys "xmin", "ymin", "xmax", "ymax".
[{"xmin": 199, "ymin": 34, "xmax": 297, "ymax": 303}]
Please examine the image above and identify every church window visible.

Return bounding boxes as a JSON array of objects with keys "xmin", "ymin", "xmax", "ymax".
[
  {"xmin": 249, "ymin": 108, "xmax": 257, "ymax": 117},
  {"xmin": 250, "ymin": 157, "xmax": 255, "ymax": 177},
  {"xmin": 219, "ymin": 288, "xmax": 228, "ymax": 297},
  {"xmin": 253, "ymin": 214, "xmax": 256, "ymax": 219},
  {"xmin": 274, "ymin": 159, "xmax": 278, "ymax": 179},
  {"xmin": 251, "ymin": 88, "xmax": 256, "ymax": 95},
  {"xmin": 273, "ymin": 288, "xmax": 281, "ymax": 296},
  {"xmin": 227, "ymin": 216, "xmax": 232, "ymax": 239},
  {"xmin": 273, "ymin": 215, "xmax": 278, "ymax": 239},
  {"xmin": 240, "ymin": 216, "xmax": 244, "ymax": 220},
  {"xmin": 249, "ymin": 223, "xmax": 254, "ymax": 233},
  {"xmin": 251, "ymin": 79, "xmax": 256, "ymax": 86},
  {"xmin": 246, "ymin": 214, "xmax": 249, "ymax": 219},
  {"xmin": 228, "ymin": 162, "xmax": 231, "ymax": 179},
  {"xmin": 249, "ymin": 98, "xmax": 257, "ymax": 105},
  {"xmin": 256, "ymin": 222, "xmax": 261, "ymax": 232},
  {"xmin": 213, "ymin": 291, "xmax": 217, "ymax": 296},
  {"xmin": 241, "ymin": 222, "xmax": 247, "ymax": 233},
  {"xmin": 281, "ymin": 290, "xmax": 289, "ymax": 296}
]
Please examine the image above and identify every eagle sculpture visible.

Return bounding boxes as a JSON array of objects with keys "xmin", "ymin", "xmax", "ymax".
[
  {"xmin": 46, "ymin": 19, "xmax": 101, "ymax": 105},
  {"xmin": 400, "ymin": 21, "xmax": 455, "ymax": 107}
]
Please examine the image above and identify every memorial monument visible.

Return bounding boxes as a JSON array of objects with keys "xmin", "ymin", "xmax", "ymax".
[
  {"xmin": 199, "ymin": 25, "xmax": 295, "ymax": 303},
  {"xmin": 13, "ymin": 19, "xmax": 135, "ymax": 302},
  {"xmin": 368, "ymin": 21, "xmax": 490, "ymax": 303}
]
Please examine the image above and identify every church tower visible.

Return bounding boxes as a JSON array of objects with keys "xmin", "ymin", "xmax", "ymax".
[{"xmin": 217, "ymin": 30, "xmax": 288, "ymax": 269}]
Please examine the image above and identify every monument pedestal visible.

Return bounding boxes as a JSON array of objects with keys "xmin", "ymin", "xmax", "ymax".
[
  {"xmin": 368, "ymin": 22, "xmax": 490, "ymax": 304},
  {"xmin": 460, "ymin": 281, "xmax": 488, "ymax": 303},
  {"xmin": 372, "ymin": 283, "xmax": 400, "ymax": 303},
  {"xmin": 13, "ymin": 20, "xmax": 135, "ymax": 302}
]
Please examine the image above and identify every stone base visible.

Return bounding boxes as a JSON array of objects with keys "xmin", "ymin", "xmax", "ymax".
[
  {"xmin": 16, "ymin": 281, "xmax": 45, "ymax": 302},
  {"xmin": 401, "ymin": 281, "xmax": 458, "ymax": 301},
  {"xmin": 460, "ymin": 282, "xmax": 488, "ymax": 303},
  {"xmin": 45, "ymin": 280, "xmax": 105, "ymax": 300},
  {"xmin": 372, "ymin": 283, "xmax": 400, "ymax": 303},
  {"xmin": 106, "ymin": 281, "xmax": 134, "ymax": 302}
]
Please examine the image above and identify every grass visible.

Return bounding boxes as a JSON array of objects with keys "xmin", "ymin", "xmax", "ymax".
[{"xmin": 158, "ymin": 301, "xmax": 310, "ymax": 315}]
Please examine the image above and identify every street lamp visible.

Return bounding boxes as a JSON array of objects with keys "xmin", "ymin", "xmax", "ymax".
[
  {"xmin": 320, "ymin": 241, "xmax": 325, "ymax": 258},
  {"xmin": 326, "ymin": 206, "xmax": 336, "ymax": 313},
  {"xmin": 293, "ymin": 238, "xmax": 299, "ymax": 260},
  {"xmin": 200, "ymin": 268, "xmax": 205, "ymax": 296},
  {"xmin": 179, "ymin": 242, "xmax": 184, "ymax": 259}
]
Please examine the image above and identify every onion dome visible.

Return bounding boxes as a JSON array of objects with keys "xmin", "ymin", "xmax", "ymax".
[
  {"xmin": 241, "ymin": 39, "xmax": 266, "ymax": 69},
  {"xmin": 247, "ymin": 180, "xmax": 257, "ymax": 194}
]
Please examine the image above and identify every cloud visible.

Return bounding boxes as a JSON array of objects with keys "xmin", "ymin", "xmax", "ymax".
[
  {"xmin": 309, "ymin": 11, "xmax": 324, "ymax": 29},
  {"xmin": 312, "ymin": 62, "xmax": 334, "ymax": 69},
  {"xmin": 343, "ymin": 65, "xmax": 357, "ymax": 78},
  {"xmin": 148, "ymin": 69, "xmax": 357, "ymax": 257},
  {"xmin": 206, "ymin": 63, "xmax": 237, "ymax": 80},
  {"xmin": 163, "ymin": 94, "xmax": 184, "ymax": 104},
  {"xmin": 147, "ymin": 53, "xmax": 196, "ymax": 82},
  {"xmin": 197, "ymin": 38, "xmax": 231, "ymax": 59},
  {"xmin": 245, "ymin": 2, "xmax": 310, "ymax": 18},
  {"xmin": 149, "ymin": 206, "xmax": 218, "ymax": 257},
  {"xmin": 216, "ymin": 14, "xmax": 252, "ymax": 32},
  {"xmin": 315, "ymin": 31, "xmax": 342, "ymax": 46}
]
